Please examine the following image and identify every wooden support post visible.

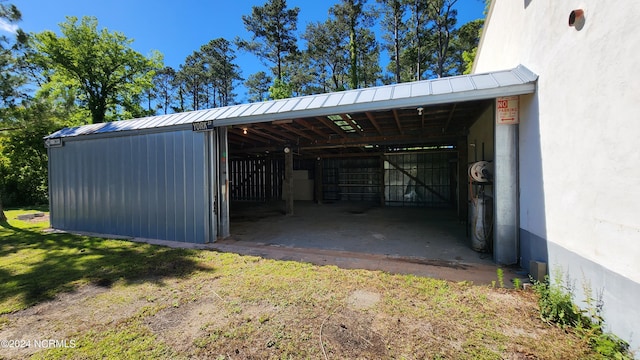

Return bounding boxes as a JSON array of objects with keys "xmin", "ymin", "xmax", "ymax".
[
  {"xmin": 380, "ymin": 155, "xmax": 386, "ymax": 206},
  {"xmin": 285, "ymin": 149, "xmax": 294, "ymax": 215},
  {"xmin": 266, "ymin": 158, "xmax": 273, "ymax": 201},
  {"xmin": 314, "ymin": 158, "xmax": 323, "ymax": 204},
  {"xmin": 457, "ymin": 137, "xmax": 468, "ymax": 222}
]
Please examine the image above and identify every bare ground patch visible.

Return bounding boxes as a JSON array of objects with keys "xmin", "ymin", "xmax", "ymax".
[
  {"xmin": 321, "ymin": 308, "xmax": 387, "ymax": 359},
  {"xmin": 0, "ymin": 253, "xmax": 597, "ymax": 359},
  {"xmin": 0, "ymin": 279, "xmax": 179, "ymax": 359}
]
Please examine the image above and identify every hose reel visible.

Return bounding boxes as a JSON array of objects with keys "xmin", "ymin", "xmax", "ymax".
[
  {"xmin": 468, "ymin": 161, "xmax": 493, "ymax": 252},
  {"xmin": 468, "ymin": 161, "xmax": 492, "ymax": 183}
]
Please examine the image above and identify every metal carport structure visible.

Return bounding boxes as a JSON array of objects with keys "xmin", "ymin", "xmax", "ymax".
[{"xmin": 45, "ymin": 65, "xmax": 537, "ymax": 264}]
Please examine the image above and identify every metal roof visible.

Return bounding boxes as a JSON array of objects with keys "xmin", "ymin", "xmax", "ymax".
[{"xmin": 46, "ymin": 65, "xmax": 537, "ymax": 140}]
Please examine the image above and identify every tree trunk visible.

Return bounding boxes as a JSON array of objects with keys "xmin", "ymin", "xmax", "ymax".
[
  {"xmin": 0, "ymin": 198, "xmax": 6, "ymax": 222},
  {"xmin": 415, "ymin": 0, "xmax": 421, "ymax": 80},
  {"xmin": 393, "ymin": 0, "xmax": 401, "ymax": 83},
  {"xmin": 349, "ymin": 27, "xmax": 358, "ymax": 89}
]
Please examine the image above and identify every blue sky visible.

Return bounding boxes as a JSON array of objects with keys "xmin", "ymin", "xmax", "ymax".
[{"xmin": 5, "ymin": 0, "xmax": 485, "ymax": 102}]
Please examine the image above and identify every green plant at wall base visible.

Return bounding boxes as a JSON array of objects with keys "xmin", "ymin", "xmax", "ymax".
[
  {"xmin": 534, "ymin": 274, "xmax": 580, "ymax": 328},
  {"xmin": 532, "ymin": 270, "xmax": 632, "ymax": 359},
  {"xmin": 496, "ymin": 268, "xmax": 504, "ymax": 288},
  {"xmin": 513, "ymin": 278, "xmax": 521, "ymax": 290},
  {"xmin": 576, "ymin": 281, "xmax": 632, "ymax": 359}
]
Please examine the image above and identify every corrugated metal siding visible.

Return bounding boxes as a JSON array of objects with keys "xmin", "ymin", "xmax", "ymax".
[{"xmin": 48, "ymin": 130, "xmax": 209, "ymax": 243}]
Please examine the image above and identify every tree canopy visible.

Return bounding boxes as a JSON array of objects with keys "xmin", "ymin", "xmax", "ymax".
[
  {"xmin": 0, "ymin": 1, "xmax": 26, "ymax": 111},
  {"xmin": 0, "ymin": 0, "xmax": 487, "ymax": 209},
  {"xmin": 0, "ymin": 0, "xmax": 25, "ymax": 221},
  {"xmin": 237, "ymin": 0, "xmax": 300, "ymax": 81},
  {"xmin": 30, "ymin": 16, "xmax": 161, "ymax": 124}
]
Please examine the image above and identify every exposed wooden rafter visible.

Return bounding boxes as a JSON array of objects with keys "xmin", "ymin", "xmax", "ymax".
[
  {"xmin": 392, "ymin": 109, "xmax": 404, "ymax": 135},
  {"xmin": 279, "ymin": 123, "xmax": 316, "ymax": 142},
  {"xmin": 443, "ymin": 103, "xmax": 458, "ymax": 134},
  {"xmin": 226, "ymin": 99, "xmax": 492, "ymax": 156},
  {"xmin": 296, "ymin": 118, "xmax": 329, "ymax": 139},
  {"xmin": 365, "ymin": 112, "xmax": 384, "ymax": 135},
  {"xmin": 315, "ymin": 116, "xmax": 349, "ymax": 138},
  {"xmin": 254, "ymin": 124, "xmax": 300, "ymax": 143},
  {"xmin": 341, "ymin": 114, "xmax": 364, "ymax": 136}
]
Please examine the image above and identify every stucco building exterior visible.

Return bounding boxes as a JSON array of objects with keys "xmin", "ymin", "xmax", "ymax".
[{"xmin": 474, "ymin": 0, "xmax": 640, "ymax": 350}]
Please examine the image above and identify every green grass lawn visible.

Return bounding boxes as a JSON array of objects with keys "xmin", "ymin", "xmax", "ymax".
[
  {"xmin": 0, "ymin": 208, "xmax": 606, "ymax": 359},
  {"xmin": 0, "ymin": 209, "xmax": 204, "ymax": 315}
]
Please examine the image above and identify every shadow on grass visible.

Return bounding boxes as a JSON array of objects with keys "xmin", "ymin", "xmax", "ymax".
[{"xmin": 0, "ymin": 220, "xmax": 214, "ymax": 312}]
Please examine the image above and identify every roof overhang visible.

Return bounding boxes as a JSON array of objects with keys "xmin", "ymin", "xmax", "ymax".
[{"xmin": 46, "ymin": 65, "xmax": 537, "ymax": 143}]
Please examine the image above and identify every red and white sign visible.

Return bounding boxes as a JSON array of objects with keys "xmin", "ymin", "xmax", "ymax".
[{"xmin": 496, "ymin": 96, "xmax": 519, "ymax": 124}]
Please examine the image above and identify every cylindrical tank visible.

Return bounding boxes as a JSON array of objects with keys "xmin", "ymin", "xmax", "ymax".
[{"xmin": 471, "ymin": 195, "xmax": 493, "ymax": 252}]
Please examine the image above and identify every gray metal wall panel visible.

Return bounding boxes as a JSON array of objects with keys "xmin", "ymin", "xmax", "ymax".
[
  {"xmin": 165, "ymin": 132, "xmax": 176, "ymax": 241},
  {"xmin": 193, "ymin": 134, "xmax": 207, "ymax": 243},
  {"xmin": 48, "ymin": 130, "xmax": 208, "ymax": 243},
  {"xmin": 48, "ymin": 147, "xmax": 64, "ymax": 229},
  {"xmin": 64, "ymin": 147, "xmax": 76, "ymax": 228},
  {"xmin": 157, "ymin": 133, "xmax": 169, "ymax": 240},
  {"xmin": 145, "ymin": 135, "xmax": 157, "ymax": 239},
  {"xmin": 184, "ymin": 132, "xmax": 196, "ymax": 242},
  {"xmin": 122, "ymin": 137, "xmax": 134, "ymax": 235},
  {"xmin": 172, "ymin": 132, "xmax": 184, "ymax": 241}
]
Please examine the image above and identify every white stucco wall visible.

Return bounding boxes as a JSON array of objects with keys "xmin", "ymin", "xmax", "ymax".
[
  {"xmin": 476, "ymin": 0, "xmax": 640, "ymax": 283},
  {"xmin": 474, "ymin": 0, "xmax": 640, "ymax": 349}
]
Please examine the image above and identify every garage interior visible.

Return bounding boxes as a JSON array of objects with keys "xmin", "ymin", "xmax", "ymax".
[{"xmin": 220, "ymin": 99, "xmax": 495, "ymax": 264}]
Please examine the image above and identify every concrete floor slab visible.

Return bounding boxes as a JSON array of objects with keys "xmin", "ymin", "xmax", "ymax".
[
  {"xmin": 213, "ymin": 201, "xmax": 522, "ymax": 285},
  {"xmin": 52, "ymin": 201, "xmax": 521, "ymax": 286},
  {"xmin": 227, "ymin": 201, "xmax": 493, "ymax": 266}
]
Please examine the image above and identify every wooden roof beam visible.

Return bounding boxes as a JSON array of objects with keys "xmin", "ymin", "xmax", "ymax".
[
  {"xmin": 315, "ymin": 116, "xmax": 349, "ymax": 138},
  {"xmin": 392, "ymin": 109, "xmax": 404, "ymax": 135},
  {"xmin": 254, "ymin": 124, "xmax": 301, "ymax": 143},
  {"xmin": 296, "ymin": 118, "xmax": 330, "ymax": 139},
  {"xmin": 279, "ymin": 123, "xmax": 317, "ymax": 142},
  {"xmin": 442, "ymin": 103, "xmax": 458, "ymax": 134},
  {"xmin": 341, "ymin": 114, "xmax": 364, "ymax": 136},
  {"xmin": 229, "ymin": 127, "xmax": 267, "ymax": 143},
  {"xmin": 312, "ymin": 132, "xmax": 456, "ymax": 146},
  {"xmin": 365, "ymin": 112, "xmax": 384, "ymax": 135},
  {"xmin": 244, "ymin": 127, "xmax": 288, "ymax": 143}
]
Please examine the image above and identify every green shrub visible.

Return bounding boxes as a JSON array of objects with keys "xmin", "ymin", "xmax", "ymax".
[
  {"xmin": 533, "ymin": 273, "xmax": 581, "ymax": 328},
  {"xmin": 532, "ymin": 271, "xmax": 632, "ymax": 359}
]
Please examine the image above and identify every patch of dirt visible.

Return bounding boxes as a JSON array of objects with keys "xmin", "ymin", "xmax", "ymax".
[
  {"xmin": 22, "ymin": 213, "xmax": 50, "ymax": 224},
  {"xmin": 347, "ymin": 290, "xmax": 380, "ymax": 310},
  {"xmin": 0, "ymin": 258, "xmax": 597, "ymax": 359},
  {"xmin": 0, "ymin": 281, "xmax": 168, "ymax": 359},
  {"xmin": 395, "ymin": 256, "xmax": 470, "ymax": 269},
  {"xmin": 146, "ymin": 295, "xmax": 228, "ymax": 354},
  {"xmin": 0, "ymin": 285, "xmax": 108, "ymax": 359},
  {"xmin": 321, "ymin": 308, "xmax": 387, "ymax": 359},
  {"xmin": 144, "ymin": 281, "xmax": 282, "ymax": 358}
]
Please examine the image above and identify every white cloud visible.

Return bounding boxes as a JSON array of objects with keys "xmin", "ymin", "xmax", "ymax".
[{"xmin": 0, "ymin": 18, "xmax": 18, "ymax": 34}]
